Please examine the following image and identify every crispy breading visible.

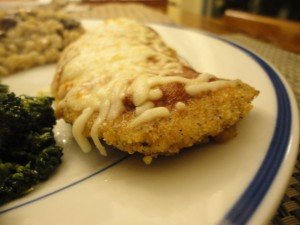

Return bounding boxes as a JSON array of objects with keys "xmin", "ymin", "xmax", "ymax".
[
  {"xmin": 52, "ymin": 19, "xmax": 259, "ymax": 159},
  {"xmin": 56, "ymin": 82, "xmax": 258, "ymax": 157}
]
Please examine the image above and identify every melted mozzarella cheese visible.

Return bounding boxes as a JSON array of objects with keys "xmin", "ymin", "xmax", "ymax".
[
  {"xmin": 55, "ymin": 19, "xmax": 236, "ymax": 155},
  {"xmin": 175, "ymin": 102, "xmax": 186, "ymax": 110},
  {"xmin": 91, "ymin": 100, "xmax": 110, "ymax": 156},
  {"xmin": 72, "ymin": 107, "xmax": 93, "ymax": 153},
  {"xmin": 148, "ymin": 88, "xmax": 163, "ymax": 100},
  {"xmin": 185, "ymin": 80, "xmax": 237, "ymax": 96},
  {"xmin": 136, "ymin": 101, "xmax": 155, "ymax": 115},
  {"xmin": 130, "ymin": 107, "xmax": 170, "ymax": 127}
]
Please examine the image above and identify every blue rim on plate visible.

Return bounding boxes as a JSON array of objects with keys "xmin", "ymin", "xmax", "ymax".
[
  {"xmin": 214, "ymin": 37, "xmax": 292, "ymax": 225},
  {"xmin": 0, "ymin": 25, "xmax": 293, "ymax": 225}
]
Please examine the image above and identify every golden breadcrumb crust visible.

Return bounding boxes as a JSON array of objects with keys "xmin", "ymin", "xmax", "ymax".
[{"xmin": 56, "ymin": 82, "xmax": 258, "ymax": 157}]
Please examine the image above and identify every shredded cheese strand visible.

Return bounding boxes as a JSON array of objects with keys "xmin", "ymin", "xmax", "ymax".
[
  {"xmin": 91, "ymin": 100, "xmax": 111, "ymax": 156},
  {"xmin": 72, "ymin": 107, "xmax": 93, "ymax": 153},
  {"xmin": 130, "ymin": 107, "xmax": 170, "ymax": 127}
]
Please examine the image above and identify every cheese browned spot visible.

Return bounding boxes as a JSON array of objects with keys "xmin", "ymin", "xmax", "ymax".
[{"xmin": 154, "ymin": 83, "xmax": 190, "ymax": 107}]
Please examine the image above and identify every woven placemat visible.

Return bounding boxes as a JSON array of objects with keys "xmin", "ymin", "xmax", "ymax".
[
  {"xmin": 65, "ymin": 3, "xmax": 300, "ymax": 224},
  {"xmin": 65, "ymin": 2, "xmax": 173, "ymax": 24}
]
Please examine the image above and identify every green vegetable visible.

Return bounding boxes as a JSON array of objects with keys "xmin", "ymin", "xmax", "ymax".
[{"xmin": 0, "ymin": 84, "xmax": 63, "ymax": 205}]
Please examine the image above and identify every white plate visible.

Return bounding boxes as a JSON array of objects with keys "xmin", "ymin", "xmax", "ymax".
[{"xmin": 0, "ymin": 20, "xmax": 299, "ymax": 225}]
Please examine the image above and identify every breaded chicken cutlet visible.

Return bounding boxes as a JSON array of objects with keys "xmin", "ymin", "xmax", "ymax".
[{"xmin": 52, "ymin": 19, "xmax": 259, "ymax": 163}]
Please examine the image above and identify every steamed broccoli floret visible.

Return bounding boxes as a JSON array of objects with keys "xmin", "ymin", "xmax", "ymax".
[{"xmin": 0, "ymin": 84, "xmax": 63, "ymax": 205}]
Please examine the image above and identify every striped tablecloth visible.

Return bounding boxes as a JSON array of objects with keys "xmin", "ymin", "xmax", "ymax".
[{"xmin": 65, "ymin": 3, "xmax": 300, "ymax": 224}]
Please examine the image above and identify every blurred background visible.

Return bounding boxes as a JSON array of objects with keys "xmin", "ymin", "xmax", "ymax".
[
  {"xmin": 47, "ymin": 0, "xmax": 298, "ymax": 52},
  {"xmin": 54, "ymin": 0, "xmax": 300, "ymax": 21},
  {"xmin": 168, "ymin": 0, "xmax": 300, "ymax": 21},
  {"xmin": 1, "ymin": 0, "xmax": 300, "ymax": 22}
]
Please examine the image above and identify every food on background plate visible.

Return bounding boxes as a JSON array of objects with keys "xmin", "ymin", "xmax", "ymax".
[
  {"xmin": 52, "ymin": 19, "xmax": 259, "ymax": 164},
  {"xmin": 0, "ymin": 84, "xmax": 63, "ymax": 205},
  {"xmin": 0, "ymin": 8, "xmax": 84, "ymax": 76}
]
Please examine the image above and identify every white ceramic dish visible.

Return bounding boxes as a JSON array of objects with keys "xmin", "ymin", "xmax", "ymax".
[{"xmin": 0, "ymin": 20, "xmax": 299, "ymax": 225}]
